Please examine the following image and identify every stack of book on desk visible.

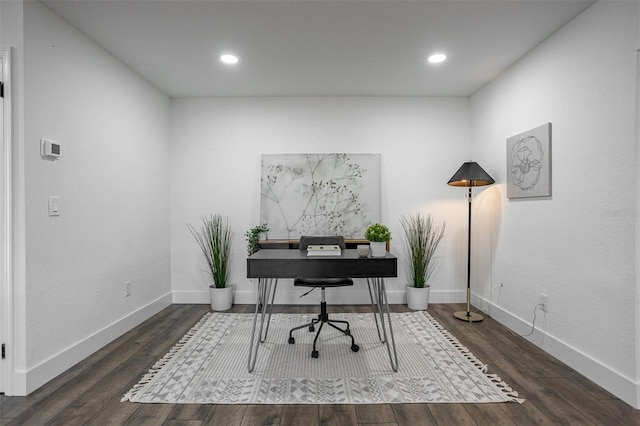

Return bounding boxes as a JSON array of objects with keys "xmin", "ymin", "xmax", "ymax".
[{"xmin": 306, "ymin": 244, "xmax": 342, "ymax": 256}]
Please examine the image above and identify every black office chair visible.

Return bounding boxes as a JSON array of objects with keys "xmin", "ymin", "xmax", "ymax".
[{"xmin": 288, "ymin": 236, "xmax": 360, "ymax": 358}]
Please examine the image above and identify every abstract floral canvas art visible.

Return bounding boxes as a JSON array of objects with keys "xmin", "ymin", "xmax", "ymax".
[{"xmin": 261, "ymin": 153, "xmax": 381, "ymax": 239}]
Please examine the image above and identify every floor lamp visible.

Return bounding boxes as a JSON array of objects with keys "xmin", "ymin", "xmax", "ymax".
[{"xmin": 447, "ymin": 162, "xmax": 495, "ymax": 322}]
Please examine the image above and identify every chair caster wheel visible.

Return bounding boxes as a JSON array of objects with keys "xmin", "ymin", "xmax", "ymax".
[
  {"xmin": 288, "ymin": 337, "xmax": 295, "ymax": 344},
  {"xmin": 351, "ymin": 344, "xmax": 359, "ymax": 352},
  {"xmin": 309, "ymin": 325, "xmax": 315, "ymax": 332},
  {"xmin": 311, "ymin": 350, "xmax": 319, "ymax": 358}
]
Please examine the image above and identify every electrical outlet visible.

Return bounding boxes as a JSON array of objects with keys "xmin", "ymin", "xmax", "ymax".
[
  {"xmin": 539, "ymin": 293, "xmax": 549, "ymax": 312},
  {"xmin": 125, "ymin": 281, "xmax": 132, "ymax": 297}
]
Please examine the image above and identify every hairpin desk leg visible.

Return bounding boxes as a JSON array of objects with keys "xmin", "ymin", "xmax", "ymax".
[
  {"xmin": 247, "ymin": 278, "xmax": 278, "ymax": 373},
  {"xmin": 367, "ymin": 277, "xmax": 399, "ymax": 372},
  {"xmin": 367, "ymin": 280, "xmax": 385, "ymax": 342}
]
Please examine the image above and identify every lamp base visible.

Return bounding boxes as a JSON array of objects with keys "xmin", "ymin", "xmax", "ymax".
[{"xmin": 453, "ymin": 310, "xmax": 484, "ymax": 322}]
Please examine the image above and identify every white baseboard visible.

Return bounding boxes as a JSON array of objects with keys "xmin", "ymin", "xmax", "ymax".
[
  {"xmin": 474, "ymin": 294, "xmax": 639, "ymax": 409},
  {"xmin": 22, "ymin": 293, "xmax": 172, "ymax": 395}
]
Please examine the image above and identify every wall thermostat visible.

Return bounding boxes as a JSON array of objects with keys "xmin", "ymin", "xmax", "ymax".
[{"xmin": 41, "ymin": 138, "xmax": 61, "ymax": 159}]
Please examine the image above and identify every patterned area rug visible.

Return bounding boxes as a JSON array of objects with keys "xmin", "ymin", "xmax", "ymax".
[{"xmin": 123, "ymin": 311, "xmax": 522, "ymax": 404}]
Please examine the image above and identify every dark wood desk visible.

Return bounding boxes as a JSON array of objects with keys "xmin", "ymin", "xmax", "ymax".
[
  {"xmin": 246, "ymin": 249, "xmax": 399, "ymax": 373},
  {"xmin": 247, "ymin": 249, "xmax": 397, "ymax": 279}
]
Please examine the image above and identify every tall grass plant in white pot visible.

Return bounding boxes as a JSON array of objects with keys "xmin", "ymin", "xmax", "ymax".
[
  {"xmin": 400, "ymin": 213, "xmax": 445, "ymax": 310},
  {"xmin": 188, "ymin": 214, "xmax": 235, "ymax": 311}
]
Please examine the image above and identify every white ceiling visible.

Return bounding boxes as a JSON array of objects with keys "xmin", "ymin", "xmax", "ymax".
[{"xmin": 41, "ymin": 0, "xmax": 596, "ymax": 98}]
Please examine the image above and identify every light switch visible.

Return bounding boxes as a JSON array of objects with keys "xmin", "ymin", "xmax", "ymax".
[{"xmin": 48, "ymin": 196, "xmax": 60, "ymax": 216}]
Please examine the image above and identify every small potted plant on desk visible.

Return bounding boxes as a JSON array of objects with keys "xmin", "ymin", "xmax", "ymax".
[
  {"xmin": 400, "ymin": 213, "xmax": 445, "ymax": 310},
  {"xmin": 187, "ymin": 214, "xmax": 235, "ymax": 311},
  {"xmin": 244, "ymin": 223, "xmax": 269, "ymax": 256},
  {"xmin": 365, "ymin": 223, "xmax": 391, "ymax": 257}
]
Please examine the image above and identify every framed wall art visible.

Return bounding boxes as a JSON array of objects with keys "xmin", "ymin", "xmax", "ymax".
[
  {"xmin": 507, "ymin": 123, "xmax": 552, "ymax": 199},
  {"xmin": 260, "ymin": 153, "xmax": 381, "ymax": 239}
]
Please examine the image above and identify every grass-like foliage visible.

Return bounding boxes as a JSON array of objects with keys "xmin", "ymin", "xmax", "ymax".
[
  {"xmin": 187, "ymin": 214, "xmax": 234, "ymax": 288},
  {"xmin": 400, "ymin": 213, "xmax": 445, "ymax": 288}
]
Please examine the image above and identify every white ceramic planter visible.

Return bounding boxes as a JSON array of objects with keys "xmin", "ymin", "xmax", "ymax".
[
  {"xmin": 209, "ymin": 285, "xmax": 233, "ymax": 311},
  {"xmin": 369, "ymin": 241, "xmax": 387, "ymax": 257},
  {"xmin": 406, "ymin": 285, "xmax": 430, "ymax": 310}
]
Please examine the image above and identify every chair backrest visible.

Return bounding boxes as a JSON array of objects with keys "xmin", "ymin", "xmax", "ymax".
[{"xmin": 298, "ymin": 236, "xmax": 346, "ymax": 251}]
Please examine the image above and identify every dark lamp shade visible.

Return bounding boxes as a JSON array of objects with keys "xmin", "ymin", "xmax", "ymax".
[{"xmin": 447, "ymin": 162, "xmax": 495, "ymax": 187}]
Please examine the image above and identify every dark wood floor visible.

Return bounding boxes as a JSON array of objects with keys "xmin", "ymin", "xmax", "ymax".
[{"xmin": 0, "ymin": 303, "xmax": 637, "ymax": 425}]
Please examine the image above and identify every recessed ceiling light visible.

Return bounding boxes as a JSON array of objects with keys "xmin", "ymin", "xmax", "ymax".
[
  {"xmin": 428, "ymin": 53, "xmax": 447, "ymax": 64},
  {"xmin": 220, "ymin": 54, "xmax": 239, "ymax": 64}
]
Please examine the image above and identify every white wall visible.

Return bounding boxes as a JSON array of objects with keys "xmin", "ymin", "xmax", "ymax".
[
  {"xmin": 470, "ymin": 0, "xmax": 639, "ymax": 407},
  {"xmin": 170, "ymin": 97, "xmax": 472, "ymax": 305},
  {"xmin": 17, "ymin": 1, "xmax": 172, "ymax": 393}
]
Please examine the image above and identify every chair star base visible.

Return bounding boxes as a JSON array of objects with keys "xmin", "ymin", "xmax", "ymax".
[{"xmin": 289, "ymin": 300, "xmax": 360, "ymax": 358}]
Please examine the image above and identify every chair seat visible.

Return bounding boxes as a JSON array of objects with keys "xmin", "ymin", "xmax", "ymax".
[{"xmin": 294, "ymin": 277, "xmax": 354, "ymax": 287}]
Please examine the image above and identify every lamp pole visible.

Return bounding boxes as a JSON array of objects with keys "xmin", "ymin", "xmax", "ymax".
[{"xmin": 453, "ymin": 186, "xmax": 483, "ymax": 322}]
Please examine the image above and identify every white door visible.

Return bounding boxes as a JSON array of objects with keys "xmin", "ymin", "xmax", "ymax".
[
  {"xmin": 0, "ymin": 51, "xmax": 6, "ymax": 394},
  {"xmin": 0, "ymin": 48, "xmax": 10, "ymax": 394}
]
